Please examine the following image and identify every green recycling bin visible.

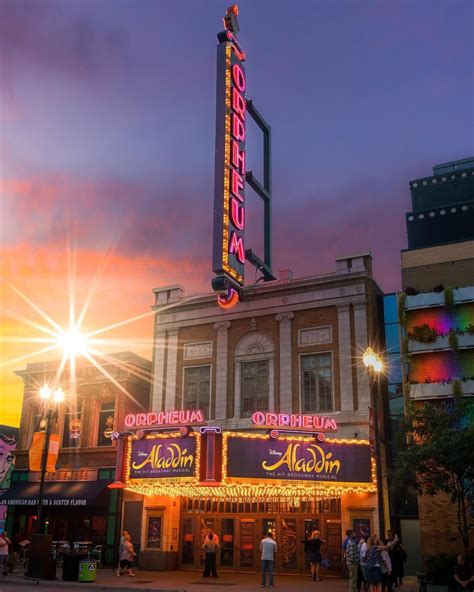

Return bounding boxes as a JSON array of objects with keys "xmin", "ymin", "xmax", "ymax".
[{"xmin": 78, "ymin": 559, "xmax": 97, "ymax": 582}]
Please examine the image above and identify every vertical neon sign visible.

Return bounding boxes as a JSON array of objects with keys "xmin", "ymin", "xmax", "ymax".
[{"xmin": 212, "ymin": 6, "xmax": 246, "ymax": 308}]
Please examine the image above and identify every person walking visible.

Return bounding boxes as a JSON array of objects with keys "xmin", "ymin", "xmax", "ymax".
[
  {"xmin": 260, "ymin": 530, "xmax": 277, "ymax": 588},
  {"xmin": 202, "ymin": 532, "xmax": 219, "ymax": 578},
  {"xmin": 0, "ymin": 531, "xmax": 11, "ymax": 576},
  {"xmin": 358, "ymin": 535, "xmax": 369, "ymax": 592},
  {"xmin": 346, "ymin": 530, "xmax": 360, "ymax": 592},
  {"xmin": 116, "ymin": 532, "xmax": 136, "ymax": 577},
  {"xmin": 303, "ymin": 529, "xmax": 325, "ymax": 581}
]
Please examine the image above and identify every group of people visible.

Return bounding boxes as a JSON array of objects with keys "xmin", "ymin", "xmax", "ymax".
[{"xmin": 343, "ymin": 529, "xmax": 407, "ymax": 592}]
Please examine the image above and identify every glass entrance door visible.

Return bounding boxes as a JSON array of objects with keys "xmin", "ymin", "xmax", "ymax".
[
  {"xmin": 220, "ymin": 518, "xmax": 235, "ymax": 570},
  {"xmin": 238, "ymin": 518, "xmax": 256, "ymax": 570}
]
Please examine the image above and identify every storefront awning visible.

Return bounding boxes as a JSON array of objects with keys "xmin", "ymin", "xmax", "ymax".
[{"xmin": 0, "ymin": 480, "xmax": 111, "ymax": 508}]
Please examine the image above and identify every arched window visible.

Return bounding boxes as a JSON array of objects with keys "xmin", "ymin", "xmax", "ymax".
[{"xmin": 234, "ymin": 331, "xmax": 275, "ymax": 418}]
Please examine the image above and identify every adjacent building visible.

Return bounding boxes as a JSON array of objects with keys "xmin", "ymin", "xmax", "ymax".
[
  {"xmin": 398, "ymin": 157, "xmax": 474, "ymax": 557},
  {"xmin": 114, "ymin": 253, "xmax": 388, "ymax": 575},
  {"xmin": 1, "ymin": 351, "xmax": 151, "ymax": 565}
]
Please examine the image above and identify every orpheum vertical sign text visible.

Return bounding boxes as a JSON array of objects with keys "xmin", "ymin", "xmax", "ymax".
[{"xmin": 212, "ymin": 26, "xmax": 247, "ymax": 301}]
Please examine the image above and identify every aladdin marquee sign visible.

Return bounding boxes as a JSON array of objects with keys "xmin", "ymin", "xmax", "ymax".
[
  {"xmin": 225, "ymin": 434, "xmax": 372, "ymax": 485},
  {"xmin": 129, "ymin": 435, "xmax": 197, "ymax": 480}
]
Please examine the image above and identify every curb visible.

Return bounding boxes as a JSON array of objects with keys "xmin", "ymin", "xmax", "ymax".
[{"xmin": 0, "ymin": 579, "xmax": 185, "ymax": 592}]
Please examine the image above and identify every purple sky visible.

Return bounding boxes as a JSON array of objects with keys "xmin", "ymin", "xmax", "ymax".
[{"xmin": 1, "ymin": 0, "xmax": 473, "ymax": 295}]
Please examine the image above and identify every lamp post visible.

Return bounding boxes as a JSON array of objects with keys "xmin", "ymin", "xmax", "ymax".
[
  {"xmin": 362, "ymin": 347, "xmax": 391, "ymax": 536},
  {"xmin": 36, "ymin": 384, "xmax": 64, "ymax": 534}
]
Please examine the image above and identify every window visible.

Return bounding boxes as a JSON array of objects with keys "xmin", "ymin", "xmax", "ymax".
[
  {"xmin": 183, "ymin": 366, "xmax": 210, "ymax": 417},
  {"xmin": 301, "ymin": 353, "xmax": 333, "ymax": 412},
  {"xmin": 241, "ymin": 360, "xmax": 269, "ymax": 417},
  {"xmin": 97, "ymin": 402, "xmax": 115, "ymax": 446},
  {"xmin": 62, "ymin": 411, "xmax": 82, "ymax": 448}
]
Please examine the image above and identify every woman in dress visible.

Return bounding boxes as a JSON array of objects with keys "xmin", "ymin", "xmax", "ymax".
[
  {"xmin": 303, "ymin": 529, "xmax": 325, "ymax": 581},
  {"xmin": 116, "ymin": 533, "xmax": 136, "ymax": 577}
]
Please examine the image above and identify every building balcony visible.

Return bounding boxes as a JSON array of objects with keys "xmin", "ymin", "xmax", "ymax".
[
  {"xmin": 410, "ymin": 380, "xmax": 474, "ymax": 400},
  {"xmin": 409, "ymin": 332, "xmax": 474, "ymax": 354},
  {"xmin": 405, "ymin": 286, "xmax": 474, "ymax": 310}
]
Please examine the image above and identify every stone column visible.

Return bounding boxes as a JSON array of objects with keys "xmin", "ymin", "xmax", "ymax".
[
  {"xmin": 151, "ymin": 330, "xmax": 166, "ymax": 410},
  {"xmin": 353, "ymin": 302, "xmax": 370, "ymax": 410},
  {"xmin": 275, "ymin": 312, "xmax": 294, "ymax": 413},
  {"xmin": 214, "ymin": 321, "xmax": 231, "ymax": 420},
  {"xmin": 337, "ymin": 304, "xmax": 354, "ymax": 411},
  {"xmin": 164, "ymin": 329, "xmax": 179, "ymax": 411}
]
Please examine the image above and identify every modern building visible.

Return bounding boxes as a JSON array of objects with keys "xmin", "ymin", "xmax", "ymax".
[
  {"xmin": 402, "ymin": 156, "xmax": 474, "ymax": 291},
  {"xmin": 398, "ymin": 156, "xmax": 474, "ymax": 557},
  {"xmin": 113, "ymin": 253, "xmax": 389, "ymax": 575},
  {"xmin": 1, "ymin": 351, "xmax": 151, "ymax": 565}
]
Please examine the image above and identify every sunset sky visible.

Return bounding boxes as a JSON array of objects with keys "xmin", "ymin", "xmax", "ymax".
[{"xmin": 1, "ymin": 0, "xmax": 473, "ymax": 427}]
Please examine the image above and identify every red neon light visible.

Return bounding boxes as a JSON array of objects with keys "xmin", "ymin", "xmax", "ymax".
[
  {"xmin": 230, "ymin": 197, "xmax": 244, "ymax": 230},
  {"xmin": 218, "ymin": 287, "xmax": 239, "ymax": 309},
  {"xmin": 251, "ymin": 411, "xmax": 338, "ymax": 432},
  {"xmin": 232, "ymin": 87, "xmax": 246, "ymax": 120},
  {"xmin": 231, "ymin": 63, "xmax": 246, "ymax": 92},
  {"xmin": 229, "ymin": 231, "xmax": 245, "ymax": 263},
  {"xmin": 230, "ymin": 168, "xmax": 245, "ymax": 201},
  {"xmin": 231, "ymin": 139, "xmax": 245, "ymax": 174},
  {"xmin": 232, "ymin": 113, "xmax": 245, "ymax": 141}
]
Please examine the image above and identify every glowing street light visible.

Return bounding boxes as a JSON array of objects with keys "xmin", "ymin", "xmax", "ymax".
[
  {"xmin": 36, "ymin": 383, "xmax": 66, "ymax": 534},
  {"xmin": 362, "ymin": 347, "xmax": 377, "ymax": 368}
]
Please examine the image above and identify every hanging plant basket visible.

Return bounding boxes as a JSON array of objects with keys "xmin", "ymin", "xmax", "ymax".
[{"xmin": 408, "ymin": 324, "xmax": 437, "ymax": 343}]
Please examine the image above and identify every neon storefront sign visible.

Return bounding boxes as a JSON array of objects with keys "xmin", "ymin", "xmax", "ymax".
[
  {"xmin": 251, "ymin": 411, "xmax": 338, "ymax": 432},
  {"xmin": 124, "ymin": 409, "xmax": 205, "ymax": 429}
]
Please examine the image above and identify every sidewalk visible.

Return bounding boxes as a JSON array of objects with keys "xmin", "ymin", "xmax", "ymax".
[{"xmin": 0, "ymin": 568, "xmax": 420, "ymax": 592}]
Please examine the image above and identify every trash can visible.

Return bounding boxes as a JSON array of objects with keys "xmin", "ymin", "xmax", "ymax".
[
  {"xmin": 62, "ymin": 552, "xmax": 87, "ymax": 581},
  {"xmin": 78, "ymin": 559, "xmax": 97, "ymax": 582}
]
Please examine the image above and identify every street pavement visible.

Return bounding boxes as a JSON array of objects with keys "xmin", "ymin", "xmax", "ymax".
[{"xmin": 0, "ymin": 569, "xmax": 420, "ymax": 592}]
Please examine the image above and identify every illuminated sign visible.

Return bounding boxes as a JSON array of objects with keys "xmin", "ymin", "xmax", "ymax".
[
  {"xmin": 124, "ymin": 409, "xmax": 205, "ymax": 429},
  {"xmin": 212, "ymin": 7, "xmax": 247, "ymax": 307},
  {"xmin": 129, "ymin": 436, "xmax": 196, "ymax": 480},
  {"xmin": 251, "ymin": 411, "xmax": 338, "ymax": 432},
  {"xmin": 226, "ymin": 435, "xmax": 372, "ymax": 484}
]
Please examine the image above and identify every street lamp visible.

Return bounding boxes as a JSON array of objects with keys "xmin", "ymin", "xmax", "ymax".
[
  {"xmin": 36, "ymin": 384, "xmax": 64, "ymax": 534},
  {"xmin": 362, "ymin": 347, "xmax": 391, "ymax": 535}
]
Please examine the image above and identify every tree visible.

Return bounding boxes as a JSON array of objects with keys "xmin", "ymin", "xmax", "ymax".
[{"xmin": 392, "ymin": 395, "xmax": 474, "ymax": 552}]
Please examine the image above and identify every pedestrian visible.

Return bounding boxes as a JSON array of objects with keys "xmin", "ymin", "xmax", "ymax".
[
  {"xmin": 260, "ymin": 530, "xmax": 277, "ymax": 588},
  {"xmin": 380, "ymin": 548, "xmax": 392, "ymax": 592},
  {"xmin": 342, "ymin": 528, "xmax": 352, "ymax": 579},
  {"xmin": 366, "ymin": 535, "xmax": 390, "ymax": 592},
  {"xmin": 346, "ymin": 530, "xmax": 360, "ymax": 592},
  {"xmin": 7, "ymin": 531, "xmax": 20, "ymax": 574},
  {"xmin": 202, "ymin": 532, "xmax": 219, "ymax": 578},
  {"xmin": 392, "ymin": 541, "xmax": 407, "ymax": 587},
  {"xmin": 303, "ymin": 529, "xmax": 325, "ymax": 581},
  {"xmin": 116, "ymin": 532, "xmax": 136, "ymax": 577},
  {"xmin": 358, "ymin": 535, "xmax": 369, "ymax": 592},
  {"xmin": 0, "ymin": 531, "xmax": 11, "ymax": 576},
  {"xmin": 454, "ymin": 555, "xmax": 474, "ymax": 591}
]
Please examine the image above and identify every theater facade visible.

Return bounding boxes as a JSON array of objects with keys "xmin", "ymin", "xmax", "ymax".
[{"xmin": 114, "ymin": 254, "xmax": 388, "ymax": 575}]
